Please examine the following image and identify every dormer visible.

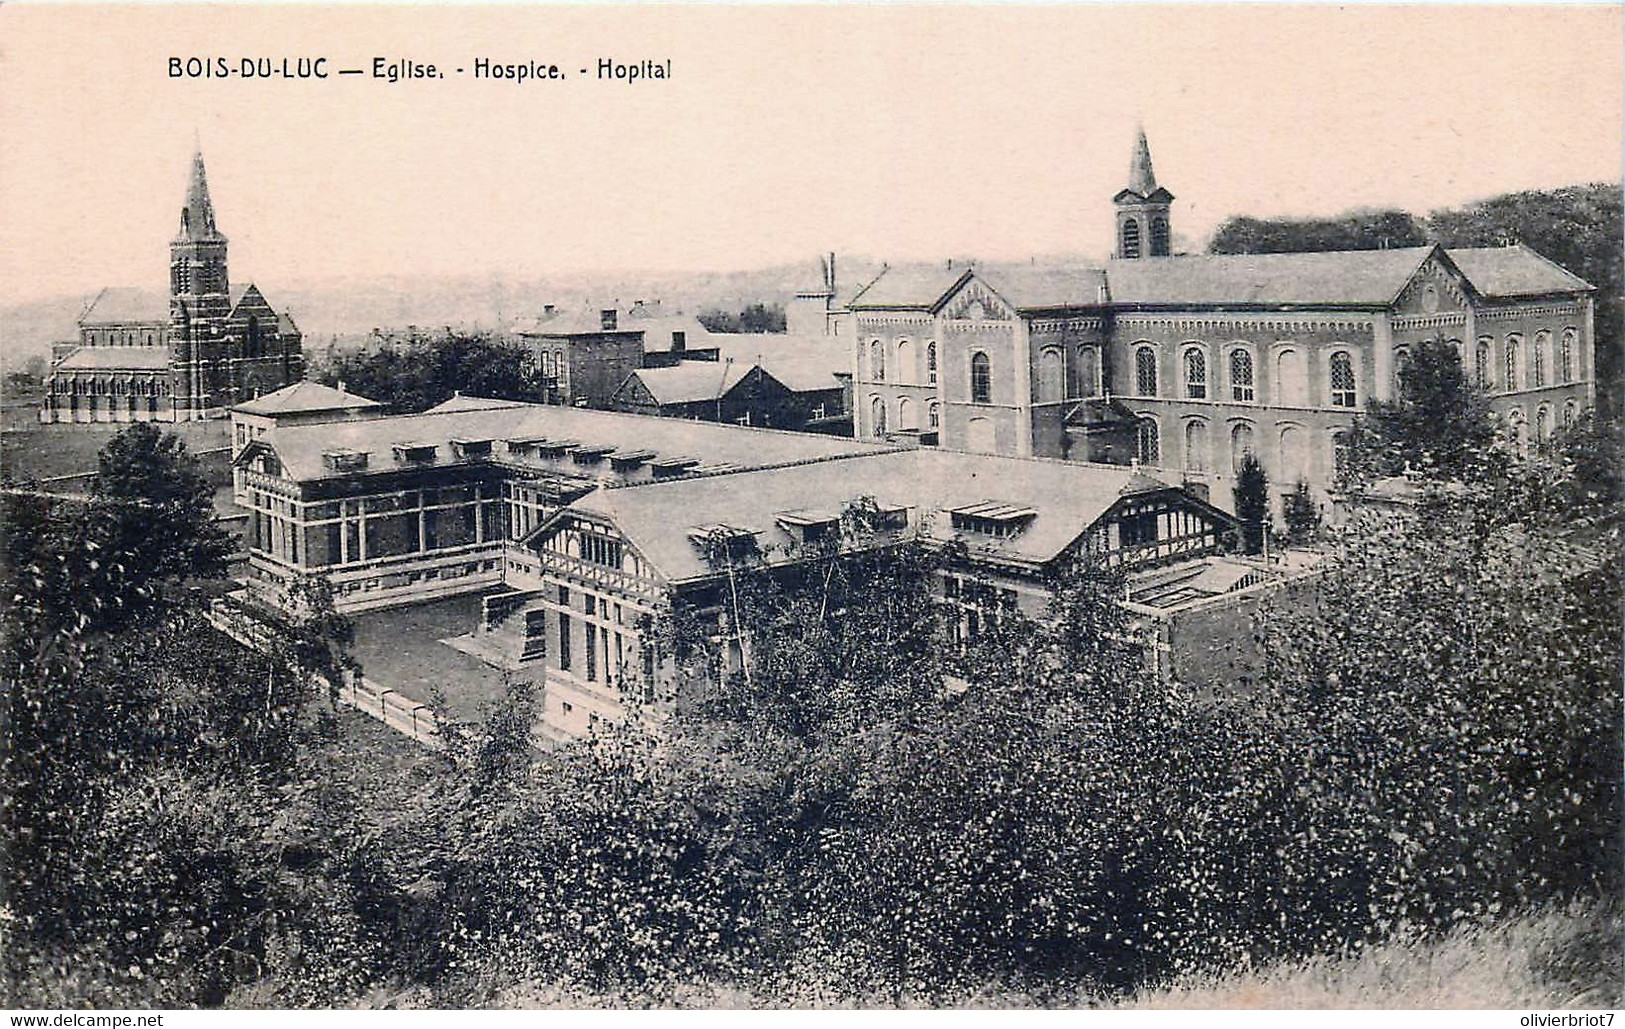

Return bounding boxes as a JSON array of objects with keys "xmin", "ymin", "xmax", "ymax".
[
  {"xmin": 391, "ymin": 441, "xmax": 438, "ymax": 464},
  {"xmin": 949, "ymin": 501, "xmax": 1038, "ymax": 538},
  {"xmin": 322, "ymin": 448, "xmax": 369, "ymax": 473},
  {"xmin": 572, "ymin": 442, "xmax": 614, "ymax": 464},
  {"xmin": 686, "ymin": 523, "xmax": 762, "ymax": 560},
  {"xmin": 450, "ymin": 437, "xmax": 494, "ymax": 459},
  {"xmin": 776, "ymin": 507, "xmax": 841, "ymax": 545},
  {"xmin": 649, "ymin": 455, "xmax": 700, "ymax": 478},
  {"xmin": 608, "ymin": 448, "xmax": 657, "ymax": 471}
]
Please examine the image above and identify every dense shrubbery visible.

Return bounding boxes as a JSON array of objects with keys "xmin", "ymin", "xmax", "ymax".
[
  {"xmin": 320, "ymin": 332, "xmax": 544, "ymax": 413},
  {"xmin": 4, "ymin": 422, "xmax": 1617, "ymax": 1007}
]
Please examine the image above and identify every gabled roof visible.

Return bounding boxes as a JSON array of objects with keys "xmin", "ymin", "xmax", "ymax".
[
  {"xmin": 846, "ymin": 266, "xmax": 972, "ymax": 310},
  {"xmin": 1103, "ymin": 246, "xmax": 1438, "ymax": 307},
  {"xmin": 620, "ymin": 362, "xmax": 752, "ymax": 405},
  {"xmin": 975, "ymin": 266, "xmax": 1110, "ymax": 311},
  {"xmin": 232, "ymin": 381, "xmax": 382, "ymax": 416},
  {"xmin": 79, "ymin": 287, "xmax": 167, "ymax": 326},
  {"xmin": 564, "ymin": 448, "xmax": 1203, "ymax": 583},
  {"xmin": 1445, "ymin": 245, "xmax": 1595, "ymax": 297},
  {"xmin": 425, "ymin": 394, "xmax": 533, "ymax": 414},
  {"xmin": 54, "ymin": 346, "xmax": 172, "ymax": 371}
]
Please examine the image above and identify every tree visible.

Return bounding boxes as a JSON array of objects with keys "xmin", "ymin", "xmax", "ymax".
[
  {"xmin": 1209, "ymin": 209, "xmax": 1427, "ymax": 255},
  {"xmin": 321, "ymin": 332, "xmax": 544, "ymax": 413},
  {"xmin": 1281, "ymin": 479, "xmax": 1320, "ymax": 546},
  {"xmin": 698, "ymin": 303, "xmax": 787, "ymax": 334},
  {"xmin": 1342, "ymin": 336, "xmax": 1498, "ymax": 488},
  {"xmin": 1232, "ymin": 453, "xmax": 1269, "ymax": 555},
  {"xmin": 94, "ymin": 421, "xmax": 234, "ymax": 582}
]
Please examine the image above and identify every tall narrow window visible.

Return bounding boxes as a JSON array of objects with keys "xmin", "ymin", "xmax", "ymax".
[
  {"xmin": 1184, "ymin": 420, "xmax": 1208, "ymax": 472},
  {"xmin": 1329, "ymin": 352, "xmax": 1356, "ymax": 408},
  {"xmin": 1277, "ymin": 348, "xmax": 1307, "ymax": 406},
  {"xmin": 1393, "ymin": 347, "xmax": 1410, "ymax": 395},
  {"xmin": 1505, "ymin": 336, "xmax": 1521, "ymax": 392},
  {"xmin": 1184, "ymin": 348, "xmax": 1207, "ymax": 399},
  {"xmin": 896, "ymin": 339, "xmax": 915, "ymax": 384},
  {"xmin": 970, "ymin": 352, "xmax": 992, "ymax": 404},
  {"xmin": 1532, "ymin": 331, "xmax": 1549, "ymax": 387},
  {"xmin": 1135, "ymin": 346, "xmax": 1158, "ymax": 397},
  {"xmin": 1121, "ymin": 218, "xmax": 1142, "ymax": 259},
  {"xmin": 1150, "ymin": 216, "xmax": 1170, "ymax": 256},
  {"xmin": 1560, "ymin": 329, "xmax": 1576, "ymax": 382},
  {"xmin": 928, "ymin": 401, "xmax": 940, "ymax": 429},
  {"xmin": 1230, "ymin": 422, "xmax": 1255, "ymax": 473},
  {"xmin": 1230, "ymin": 348, "xmax": 1254, "ymax": 402},
  {"xmin": 926, "ymin": 341, "xmax": 937, "ymax": 384},
  {"xmin": 898, "ymin": 397, "xmax": 917, "ymax": 431},
  {"xmin": 870, "ymin": 340, "xmax": 885, "ymax": 381},
  {"xmin": 1475, "ymin": 338, "xmax": 1492, "ymax": 389},
  {"xmin": 1535, "ymin": 406, "xmax": 1549, "ymax": 446},
  {"xmin": 1137, "ymin": 418, "xmax": 1160, "ymax": 465},
  {"xmin": 870, "ymin": 395, "xmax": 887, "ymax": 435},
  {"xmin": 585, "ymin": 624, "xmax": 597, "ymax": 681},
  {"xmin": 1563, "ymin": 400, "xmax": 1577, "ymax": 430},
  {"xmin": 1077, "ymin": 347, "xmax": 1099, "ymax": 397},
  {"xmin": 558, "ymin": 613, "xmax": 572, "ymax": 671},
  {"xmin": 1038, "ymin": 348, "xmax": 1064, "ymax": 403},
  {"xmin": 1332, "ymin": 430, "xmax": 1351, "ymax": 480}
]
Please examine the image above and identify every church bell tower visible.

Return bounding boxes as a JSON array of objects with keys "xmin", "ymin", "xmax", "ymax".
[
  {"xmin": 169, "ymin": 145, "xmax": 231, "ymax": 416},
  {"xmin": 1112, "ymin": 126, "xmax": 1174, "ymax": 259}
]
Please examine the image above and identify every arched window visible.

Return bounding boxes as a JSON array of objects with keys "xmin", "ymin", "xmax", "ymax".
[
  {"xmin": 1135, "ymin": 346, "xmax": 1158, "ymax": 397},
  {"xmin": 1475, "ymin": 337, "xmax": 1492, "ymax": 389},
  {"xmin": 928, "ymin": 401, "xmax": 940, "ymax": 430},
  {"xmin": 1563, "ymin": 400, "xmax": 1577, "ymax": 430},
  {"xmin": 1535, "ymin": 405, "xmax": 1550, "ymax": 445},
  {"xmin": 1393, "ymin": 347, "xmax": 1410, "ymax": 396},
  {"xmin": 1184, "ymin": 420, "xmax": 1208, "ymax": 473},
  {"xmin": 1038, "ymin": 348, "xmax": 1064, "ymax": 403},
  {"xmin": 1560, "ymin": 329, "xmax": 1576, "ymax": 382},
  {"xmin": 1230, "ymin": 348, "xmax": 1254, "ymax": 402},
  {"xmin": 898, "ymin": 397, "xmax": 918, "ymax": 431},
  {"xmin": 1331, "ymin": 430, "xmax": 1351, "ymax": 479},
  {"xmin": 926, "ymin": 341, "xmax": 938, "ymax": 384},
  {"xmin": 1150, "ymin": 216, "xmax": 1170, "ymax": 256},
  {"xmin": 1276, "ymin": 348, "xmax": 1307, "ymax": 406},
  {"xmin": 1230, "ymin": 422, "xmax": 1256, "ymax": 473},
  {"xmin": 1121, "ymin": 218, "xmax": 1142, "ymax": 259},
  {"xmin": 1077, "ymin": 347, "xmax": 1099, "ymax": 397},
  {"xmin": 870, "ymin": 339, "xmax": 886, "ymax": 381},
  {"xmin": 1137, "ymin": 417, "xmax": 1160, "ymax": 465},
  {"xmin": 554, "ymin": 349, "xmax": 565, "ymax": 375},
  {"xmin": 896, "ymin": 339, "xmax": 915, "ymax": 384},
  {"xmin": 1532, "ymin": 331, "xmax": 1549, "ymax": 388},
  {"xmin": 1279, "ymin": 425, "xmax": 1308, "ymax": 481},
  {"xmin": 970, "ymin": 352, "xmax": 991, "ymax": 404},
  {"xmin": 1505, "ymin": 335, "xmax": 1521, "ymax": 392},
  {"xmin": 1183, "ymin": 347, "xmax": 1207, "ymax": 399},
  {"xmin": 870, "ymin": 395, "xmax": 887, "ymax": 435},
  {"xmin": 1329, "ymin": 351, "xmax": 1356, "ymax": 408}
]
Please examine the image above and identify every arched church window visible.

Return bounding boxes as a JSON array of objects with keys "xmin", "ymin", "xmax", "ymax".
[
  {"xmin": 1563, "ymin": 400, "xmax": 1577, "ymax": 430},
  {"xmin": 970, "ymin": 352, "xmax": 991, "ymax": 404},
  {"xmin": 1560, "ymin": 329, "xmax": 1577, "ymax": 382},
  {"xmin": 1121, "ymin": 218, "xmax": 1142, "ymax": 259},
  {"xmin": 1077, "ymin": 347, "xmax": 1098, "ymax": 397},
  {"xmin": 926, "ymin": 341, "xmax": 937, "ymax": 384},
  {"xmin": 1505, "ymin": 335, "xmax": 1521, "ymax": 392},
  {"xmin": 896, "ymin": 338, "xmax": 914, "ymax": 384},
  {"xmin": 1535, "ymin": 405, "xmax": 1550, "ymax": 446},
  {"xmin": 898, "ymin": 397, "xmax": 918, "ymax": 431},
  {"xmin": 1183, "ymin": 347, "xmax": 1207, "ymax": 399},
  {"xmin": 1475, "ymin": 337, "xmax": 1492, "ymax": 389},
  {"xmin": 1038, "ymin": 348, "xmax": 1064, "ymax": 403},
  {"xmin": 1150, "ymin": 216, "xmax": 1170, "ymax": 256},
  {"xmin": 1137, "ymin": 418, "xmax": 1160, "ymax": 465},
  {"xmin": 1276, "ymin": 348, "xmax": 1307, "ymax": 406},
  {"xmin": 1135, "ymin": 346, "xmax": 1158, "ymax": 397},
  {"xmin": 1230, "ymin": 348, "xmax": 1254, "ymax": 402},
  {"xmin": 870, "ymin": 339, "xmax": 886, "ymax": 381},
  {"xmin": 1184, "ymin": 420, "xmax": 1209, "ymax": 473},
  {"xmin": 870, "ymin": 395, "xmax": 887, "ymax": 435},
  {"xmin": 1329, "ymin": 352, "xmax": 1357, "ymax": 408},
  {"xmin": 928, "ymin": 401, "xmax": 940, "ymax": 430},
  {"xmin": 1393, "ymin": 347, "xmax": 1410, "ymax": 395},
  {"xmin": 1230, "ymin": 422, "xmax": 1256, "ymax": 473},
  {"xmin": 1532, "ymin": 331, "xmax": 1549, "ymax": 388}
]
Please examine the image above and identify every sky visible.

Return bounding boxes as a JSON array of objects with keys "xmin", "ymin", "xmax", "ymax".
[{"xmin": 0, "ymin": 3, "xmax": 1620, "ymax": 307}]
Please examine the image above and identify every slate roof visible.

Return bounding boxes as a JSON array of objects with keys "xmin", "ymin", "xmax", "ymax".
[
  {"xmin": 567, "ymin": 448, "xmax": 1197, "ymax": 584},
  {"xmin": 232, "ymin": 381, "xmax": 382, "ymax": 416},
  {"xmin": 708, "ymin": 334, "xmax": 849, "ymax": 391},
  {"xmin": 55, "ymin": 346, "xmax": 172, "ymax": 371},
  {"xmin": 1445, "ymin": 246, "xmax": 1595, "ymax": 297},
  {"xmin": 846, "ymin": 266, "xmax": 972, "ymax": 310},
  {"xmin": 980, "ymin": 266, "xmax": 1111, "ymax": 310},
  {"xmin": 79, "ymin": 287, "xmax": 167, "ymax": 326},
  {"xmin": 622, "ymin": 362, "xmax": 752, "ymax": 405},
  {"xmin": 1103, "ymin": 247, "xmax": 1439, "ymax": 307},
  {"xmin": 252, "ymin": 398, "xmax": 888, "ymax": 483}
]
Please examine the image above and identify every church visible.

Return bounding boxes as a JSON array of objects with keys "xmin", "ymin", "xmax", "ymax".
[
  {"xmin": 39, "ymin": 147, "xmax": 304, "ymax": 423},
  {"xmin": 847, "ymin": 128, "xmax": 1597, "ymax": 510}
]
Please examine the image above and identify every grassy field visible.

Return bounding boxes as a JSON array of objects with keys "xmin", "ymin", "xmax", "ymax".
[
  {"xmin": 0, "ymin": 414, "xmax": 231, "ymax": 482},
  {"xmin": 1124, "ymin": 900, "xmax": 1622, "ymax": 1009}
]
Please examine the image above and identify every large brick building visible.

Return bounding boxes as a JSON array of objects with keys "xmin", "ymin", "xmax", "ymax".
[
  {"xmin": 848, "ymin": 128, "xmax": 1597, "ymax": 512},
  {"xmin": 40, "ymin": 147, "xmax": 303, "ymax": 423}
]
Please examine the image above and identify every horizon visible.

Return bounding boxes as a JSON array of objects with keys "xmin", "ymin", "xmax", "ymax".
[{"xmin": 1, "ymin": 4, "xmax": 1620, "ymax": 318}]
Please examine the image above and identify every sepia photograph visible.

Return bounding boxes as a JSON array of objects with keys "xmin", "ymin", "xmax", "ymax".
[{"xmin": 0, "ymin": 1, "xmax": 1620, "ymax": 1014}]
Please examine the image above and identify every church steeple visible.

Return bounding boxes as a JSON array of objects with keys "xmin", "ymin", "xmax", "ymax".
[
  {"xmin": 1113, "ymin": 124, "xmax": 1174, "ymax": 259},
  {"xmin": 175, "ymin": 145, "xmax": 226, "ymax": 244}
]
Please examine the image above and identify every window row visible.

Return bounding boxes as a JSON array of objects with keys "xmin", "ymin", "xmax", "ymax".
[
  {"xmin": 868, "ymin": 394, "xmax": 942, "ymax": 435},
  {"xmin": 51, "ymin": 377, "xmax": 171, "ymax": 396},
  {"xmin": 866, "ymin": 338, "xmax": 939, "ymax": 385},
  {"xmin": 1133, "ymin": 415, "xmax": 1347, "ymax": 482},
  {"xmin": 1133, "ymin": 344, "xmax": 1356, "ymax": 409},
  {"xmin": 1505, "ymin": 400, "xmax": 1583, "ymax": 456},
  {"xmin": 1470, "ymin": 329, "xmax": 1581, "ymax": 393}
]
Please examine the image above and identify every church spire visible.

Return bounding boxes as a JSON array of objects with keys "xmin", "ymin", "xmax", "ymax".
[
  {"xmin": 1126, "ymin": 124, "xmax": 1158, "ymax": 198},
  {"xmin": 176, "ymin": 145, "xmax": 225, "ymax": 243}
]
